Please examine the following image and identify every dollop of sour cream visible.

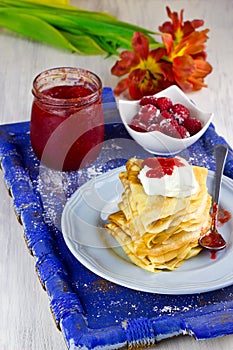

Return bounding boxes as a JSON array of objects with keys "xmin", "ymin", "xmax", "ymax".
[{"xmin": 138, "ymin": 157, "xmax": 199, "ymax": 198}]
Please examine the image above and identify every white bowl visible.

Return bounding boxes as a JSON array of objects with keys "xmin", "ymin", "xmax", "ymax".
[{"xmin": 118, "ymin": 85, "xmax": 214, "ymax": 155}]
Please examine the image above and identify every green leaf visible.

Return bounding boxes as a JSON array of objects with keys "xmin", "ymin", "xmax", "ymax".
[
  {"xmin": 0, "ymin": 1, "xmax": 160, "ymax": 55},
  {"xmin": 0, "ymin": 9, "xmax": 77, "ymax": 51},
  {"xmin": 60, "ymin": 31, "xmax": 106, "ymax": 55},
  {"xmin": 51, "ymin": 14, "xmax": 151, "ymax": 48},
  {"xmin": 0, "ymin": 1, "xmax": 156, "ymax": 38},
  {"xmin": 85, "ymin": 35, "xmax": 121, "ymax": 56},
  {"xmin": 0, "ymin": 0, "xmax": 117, "ymax": 21}
]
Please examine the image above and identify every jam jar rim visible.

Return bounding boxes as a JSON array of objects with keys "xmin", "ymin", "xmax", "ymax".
[{"xmin": 32, "ymin": 66, "xmax": 103, "ymax": 107}]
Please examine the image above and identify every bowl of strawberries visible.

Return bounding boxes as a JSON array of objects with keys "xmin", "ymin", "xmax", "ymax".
[{"xmin": 118, "ymin": 85, "xmax": 214, "ymax": 155}]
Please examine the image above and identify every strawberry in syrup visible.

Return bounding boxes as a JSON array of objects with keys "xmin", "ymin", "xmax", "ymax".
[{"xmin": 128, "ymin": 95, "xmax": 202, "ymax": 139}]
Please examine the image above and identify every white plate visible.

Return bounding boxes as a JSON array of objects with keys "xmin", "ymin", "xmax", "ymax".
[{"xmin": 61, "ymin": 166, "xmax": 233, "ymax": 294}]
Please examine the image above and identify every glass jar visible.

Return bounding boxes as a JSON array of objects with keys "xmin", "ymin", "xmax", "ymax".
[{"xmin": 30, "ymin": 67, "xmax": 104, "ymax": 171}]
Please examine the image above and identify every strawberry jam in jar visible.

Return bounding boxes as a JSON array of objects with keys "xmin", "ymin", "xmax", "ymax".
[{"xmin": 30, "ymin": 67, "xmax": 103, "ymax": 171}]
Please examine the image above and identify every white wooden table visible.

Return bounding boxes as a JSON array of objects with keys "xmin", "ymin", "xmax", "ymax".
[{"xmin": 0, "ymin": 1, "xmax": 232, "ymax": 349}]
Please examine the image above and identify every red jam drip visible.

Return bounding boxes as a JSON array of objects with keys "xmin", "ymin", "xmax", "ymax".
[
  {"xmin": 142, "ymin": 157, "xmax": 185, "ymax": 178},
  {"xmin": 211, "ymin": 251, "xmax": 217, "ymax": 260},
  {"xmin": 43, "ymin": 85, "xmax": 92, "ymax": 99},
  {"xmin": 217, "ymin": 206, "xmax": 232, "ymax": 226}
]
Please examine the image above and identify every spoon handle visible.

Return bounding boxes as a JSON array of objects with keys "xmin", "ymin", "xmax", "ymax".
[{"xmin": 213, "ymin": 144, "xmax": 228, "ymax": 204}]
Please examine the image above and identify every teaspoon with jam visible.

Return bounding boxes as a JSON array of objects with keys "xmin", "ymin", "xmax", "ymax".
[{"xmin": 198, "ymin": 144, "xmax": 228, "ymax": 252}]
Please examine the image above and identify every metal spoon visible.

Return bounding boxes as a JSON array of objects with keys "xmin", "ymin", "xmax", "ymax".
[{"xmin": 198, "ymin": 144, "xmax": 228, "ymax": 251}]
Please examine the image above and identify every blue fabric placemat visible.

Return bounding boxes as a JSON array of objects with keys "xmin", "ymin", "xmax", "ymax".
[{"xmin": 0, "ymin": 87, "xmax": 233, "ymax": 349}]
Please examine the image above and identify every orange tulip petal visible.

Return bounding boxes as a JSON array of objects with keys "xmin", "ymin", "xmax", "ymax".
[
  {"xmin": 173, "ymin": 55, "xmax": 195, "ymax": 76},
  {"xmin": 113, "ymin": 78, "xmax": 130, "ymax": 96},
  {"xmin": 191, "ymin": 19, "xmax": 205, "ymax": 29},
  {"xmin": 129, "ymin": 68, "xmax": 147, "ymax": 83},
  {"xmin": 173, "ymin": 55, "xmax": 212, "ymax": 92},
  {"xmin": 166, "ymin": 6, "xmax": 183, "ymax": 33},
  {"xmin": 111, "ymin": 51, "xmax": 139, "ymax": 76},
  {"xmin": 162, "ymin": 33, "xmax": 174, "ymax": 56},
  {"xmin": 192, "ymin": 59, "xmax": 213, "ymax": 77},
  {"xmin": 132, "ymin": 32, "xmax": 149, "ymax": 60}
]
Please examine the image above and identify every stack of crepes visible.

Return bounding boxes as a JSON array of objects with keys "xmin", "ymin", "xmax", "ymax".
[{"xmin": 105, "ymin": 157, "xmax": 212, "ymax": 273}]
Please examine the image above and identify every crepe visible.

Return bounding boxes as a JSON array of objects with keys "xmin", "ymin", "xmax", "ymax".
[{"xmin": 105, "ymin": 157, "xmax": 212, "ymax": 273}]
